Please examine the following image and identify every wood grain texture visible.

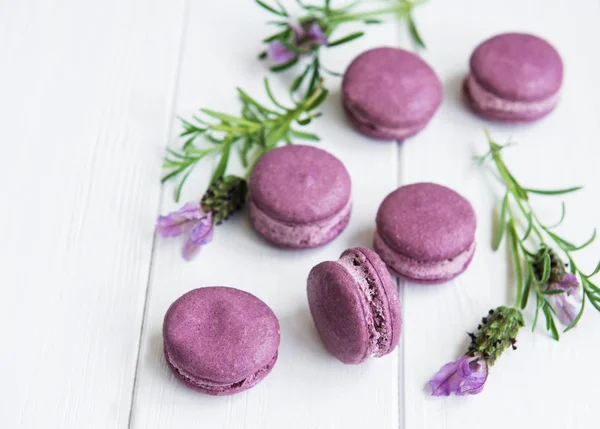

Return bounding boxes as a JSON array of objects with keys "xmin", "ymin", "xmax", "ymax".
[
  {"xmin": 0, "ymin": 0, "xmax": 186, "ymax": 427},
  {"xmin": 128, "ymin": 2, "xmax": 403, "ymax": 429},
  {"xmin": 401, "ymin": 1, "xmax": 600, "ymax": 428}
]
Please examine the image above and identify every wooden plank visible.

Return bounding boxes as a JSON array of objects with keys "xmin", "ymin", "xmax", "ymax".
[
  {"xmin": 401, "ymin": 1, "xmax": 600, "ymax": 428},
  {"xmin": 129, "ymin": 1, "xmax": 403, "ymax": 428},
  {"xmin": 0, "ymin": 1, "xmax": 186, "ymax": 427}
]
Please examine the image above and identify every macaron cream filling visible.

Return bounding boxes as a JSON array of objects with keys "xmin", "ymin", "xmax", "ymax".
[
  {"xmin": 166, "ymin": 350, "xmax": 278, "ymax": 394},
  {"xmin": 374, "ymin": 231, "xmax": 476, "ymax": 282},
  {"xmin": 343, "ymin": 97, "xmax": 425, "ymax": 139},
  {"xmin": 248, "ymin": 197, "xmax": 352, "ymax": 248},
  {"xmin": 336, "ymin": 251, "xmax": 392, "ymax": 357},
  {"xmin": 466, "ymin": 74, "xmax": 560, "ymax": 115}
]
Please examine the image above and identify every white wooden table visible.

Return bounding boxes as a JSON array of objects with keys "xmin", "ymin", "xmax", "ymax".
[{"xmin": 2, "ymin": 1, "xmax": 599, "ymax": 428}]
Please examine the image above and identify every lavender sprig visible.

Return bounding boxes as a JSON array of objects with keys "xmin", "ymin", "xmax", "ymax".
[
  {"xmin": 479, "ymin": 130, "xmax": 600, "ymax": 339},
  {"xmin": 257, "ymin": 0, "xmax": 428, "ymax": 95},
  {"xmin": 162, "ymin": 78, "xmax": 327, "ymax": 203},
  {"xmin": 430, "ymin": 306, "xmax": 524, "ymax": 396}
]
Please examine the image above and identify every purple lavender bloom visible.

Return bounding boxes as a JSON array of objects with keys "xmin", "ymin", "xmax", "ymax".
[
  {"xmin": 429, "ymin": 355, "xmax": 488, "ymax": 396},
  {"xmin": 156, "ymin": 202, "xmax": 204, "ymax": 237},
  {"xmin": 267, "ymin": 41, "xmax": 297, "ymax": 65},
  {"xmin": 156, "ymin": 202, "xmax": 213, "ymax": 260},
  {"xmin": 183, "ymin": 212, "xmax": 214, "ymax": 261},
  {"xmin": 267, "ymin": 21, "xmax": 327, "ymax": 64},
  {"xmin": 547, "ymin": 273, "xmax": 582, "ymax": 326}
]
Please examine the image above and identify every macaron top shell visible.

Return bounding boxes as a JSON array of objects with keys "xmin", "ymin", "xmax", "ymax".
[
  {"xmin": 376, "ymin": 183, "xmax": 476, "ymax": 261},
  {"xmin": 163, "ymin": 287, "xmax": 280, "ymax": 384},
  {"xmin": 308, "ymin": 260, "xmax": 372, "ymax": 362},
  {"xmin": 307, "ymin": 247, "xmax": 401, "ymax": 364},
  {"xmin": 342, "ymin": 47, "xmax": 442, "ymax": 128},
  {"xmin": 249, "ymin": 145, "xmax": 351, "ymax": 224},
  {"xmin": 470, "ymin": 33, "xmax": 563, "ymax": 102}
]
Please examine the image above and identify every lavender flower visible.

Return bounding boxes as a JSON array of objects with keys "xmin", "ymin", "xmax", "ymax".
[
  {"xmin": 429, "ymin": 306, "xmax": 524, "ymax": 397},
  {"xmin": 547, "ymin": 273, "xmax": 582, "ymax": 326},
  {"xmin": 430, "ymin": 356, "xmax": 488, "ymax": 396},
  {"xmin": 182, "ymin": 212, "xmax": 214, "ymax": 260},
  {"xmin": 533, "ymin": 248, "xmax": 582, "ymax": 327},
  {"xmin": 268, "ymin": 21, "xmax": 327, "ymax": 64},
  {"xmin": 156, "ymin": 202, "xmax": 213, "ymax": 260}
]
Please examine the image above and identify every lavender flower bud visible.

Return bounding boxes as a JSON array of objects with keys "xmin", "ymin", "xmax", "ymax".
[
  {"xmin": 201, "ymin": 176, "xmax": 248, "ymax": 225},
  {"xmin": 533, "ymin": 246, "xmax": 566, "ymax": 284},
  {"xmin": 466, "ymin": 306, "xmax": 524, "ymax": 365}
]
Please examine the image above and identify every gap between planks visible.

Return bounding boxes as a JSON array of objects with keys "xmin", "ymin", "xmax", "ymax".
[{"xmin": 126, "ymin": 1, "xmax": 191, "ymax": 427}]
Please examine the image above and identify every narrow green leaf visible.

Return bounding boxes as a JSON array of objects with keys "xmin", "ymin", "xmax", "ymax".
[
  {"xmin": 239, "ymin": 137, "xmax": 253, "ymax": 168},
  {"xmin": 541, "ymin": 289, "xmax": 565, "ymax": 295},
  {"xmin": 524, "ymin": 186, "xmax": 582, "ymax": 196},
  {"xmin": 407, "ymin": 12, "xmax": 426, "ymax": 49},
  {"xmin": 328, "ymin": 32, "xmax": 364, "ymax": 47},
  {"xmin": 364, "ymin": 19, "xmax": 383, "ymax": 24},
  {"xmin": 166, "ymin": 148, "xmax": 187, "ymax": 160},
  {"xmin": 549, "ymin": 316, "xmax": 560, "ymax": 340},
  {"xmin": 493, "ymin": 193, "xmax": 509, "ymax": 250},
  {"xmin": 564, "ymin": 287, "xmax": 585, "ymax": 333},
  {"xmin": 270, "ymin": 57, "xmax": 299, "ymax": 72},
  {"xmin": 572, "ymin": 229, "xmax": 597, "ymax": 251},
  {"xmin": 237, "ymin": 88, "xmax": 276, "ymax": 114},
  {"xmin": 509, "ymin": 222, "xmax": 524, "ymax": 306},
  {"xmin": 274, "ymin": 0, "xmax": 288, "ymax": 16},
  {"xmin": 210, "ymin": 143, "xmax": 231, "ymax": 185},
  {"xmin": 541, "ymin": 251, "xmax": 552, "ymax": 283},
  {"xmin": 541, "ymin": 303, "xmax": 559, "ymax": 340},
  {"xmin": 296, "ymin": 117, "xmax": 312, "ymax": 126},
  {"xmin": 587, "ymin": 260, "xmax": 600, "ymax": 278},
  {"xmin": 289, "ymin": 129, "xmax": 320, "ymax": 141},
  {"xmin": 264, "ymin": 78, "xmax": 288, "ymax": 110},
  {"xmin": 161, "ymin": 169, "xmax": 182, "ymax": 183},
  {"xmin": 321, "ymin": 66, "xmax": 343, "ymax": 77},
  {"xmin": 258, "ymin": 50, "xmax": 268, "ymax": 59},
  {"xmin": 307, "ymin": 88, "xmax": 329, "ymax": 111},
  {"xmin": 585, "ymin": 278, "xmax": 600, "ymax": 293},
  {"xmin": 547, "ymin": 202, "xmax": 566, "ymax": 229},
  {"xmin": 588, "ymin": 295, "xmax": 600, "ymax": 311},
  {"xmin": 521, "ymin": 212, "xmax": 533, "ymax": 241},
  {"xmin": 256, "ymin": 0, "xmax": 287, "ymax": 17},
  {"xmin": 290, "ymin": 65, "xmax": 311, "ymax": 93},
  {"xmin": 521, "ymin": 267, "xmax": 532, "ymax": 309},
  {"xmin": 175, "ymin": 168, "xmax": 193, "ymax": 202},
  {"xmin": 265, "ymin": 124, "xmax": 289, "ymax": 149},
  {"xmin": 307, "ymin": 57, "xmax": 321, "ymax": 95},
  {"xmin": 200, "ymin": 109, "xmax": 257, "ymax": 126},
  {"xmin": 546, "ymin": 231, "xmax": 577, "ymax": 251},
  {"xmin": 532, "ymin": 294, "xmax": 542, "ymax": 331}
]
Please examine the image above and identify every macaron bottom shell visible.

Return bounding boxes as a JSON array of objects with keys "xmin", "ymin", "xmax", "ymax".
[
  {"xmin": 463, "ymin": 74, "xmax": 559, "ymax": 122},
  {"xmin": 374, "ymin": 231, "xmax": 476, "ymax": 284},
  {"xmin": 248, "ymin": 198, "xmax": 352, "ymax": 249},
  {"xmin": 165, "ymin": 350, "xmax": 278, "ymax": 396},
  {"xmin": 343, "ymin": 98, "xmax": 427, "ymax": 141}
]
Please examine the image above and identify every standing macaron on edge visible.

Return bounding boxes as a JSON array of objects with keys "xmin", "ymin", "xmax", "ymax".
[{"xmin": 307, "ymin": 247, "xmax": 402, "ymax": 364}]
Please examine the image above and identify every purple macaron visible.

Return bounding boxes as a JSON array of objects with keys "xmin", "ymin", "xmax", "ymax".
[
  {"xmin": 374, "ymin": 183, "xmax": 476, "ymax": 284},
  {"xmin": 464, "ymin": 33, "xmax": 563, "ymax": 122},
  {"xmin": 342, "ymin": 47, "xmax": 442, "ymax": 141},
  {"xmin": 307, "ymin": 247, "xmax": 401, "ymax": 364},
  {"xmin": 163, "ymin": 287, "xmax": 280, "ymax": 396},
  {"xmin": 248, "ymin": 145, "xmax": 352, "ymax": 248}
]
